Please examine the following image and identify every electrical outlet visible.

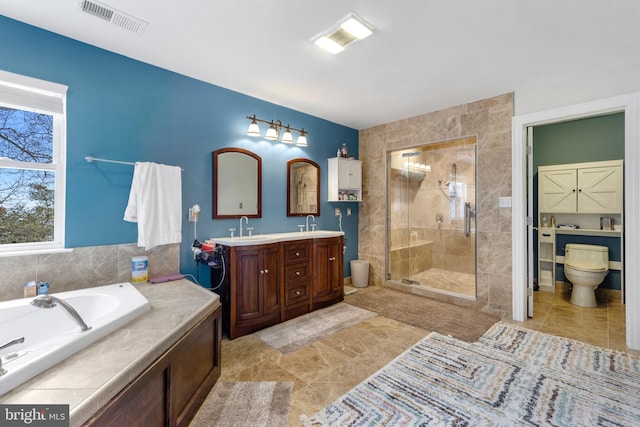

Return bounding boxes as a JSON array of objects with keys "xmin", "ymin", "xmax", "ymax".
[
  {"xmin": 335, "ymin": 208, "xmax": 341, "ymax": 217},
  {"xmin": 189, "ymin": 204, "xmax": 201, "ymax": 222},
  {"xmin": 347, "ymin": 208, "xmax": 351, "ymax": 216}
]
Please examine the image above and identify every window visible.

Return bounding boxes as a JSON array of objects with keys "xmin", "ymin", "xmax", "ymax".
[{"xmin": 0, "ymin": 71, "xmax": 67, "ymax": 254}]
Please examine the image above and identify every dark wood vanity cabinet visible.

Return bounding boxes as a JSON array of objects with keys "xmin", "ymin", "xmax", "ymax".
[
  {"xmin": 84, "ymin": 307, "xmax": 222, "ymax": 427},
  {"xmin": 283, "ymin": 240, "xmax": 312, "ymax": 320},
  {"xmin": 217, "ymin": 235, "xmax": 344, "ymax": 339},
  {"xmin": 231, "ymin": 243, "xmax": 281, "ymax": 338},
  {"xmin": 312, "ymin": 236, "xmax": 344, "ymax": 310}
]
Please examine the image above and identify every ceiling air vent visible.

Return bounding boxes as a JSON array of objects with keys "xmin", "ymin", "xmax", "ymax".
[{"xmin": 78, "ymin": 0, "xmax": 148, "ymax": 34}]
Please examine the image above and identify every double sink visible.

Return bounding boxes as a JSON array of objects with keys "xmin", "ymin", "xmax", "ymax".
[{"xmin": 208, "ymin": 230, "xmax": 343, "ymax": 247}]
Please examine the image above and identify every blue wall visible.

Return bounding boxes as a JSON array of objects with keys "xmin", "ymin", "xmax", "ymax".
[{"xmin": 0, "ymin": 16, "xmax": 359, "ymax": 286}]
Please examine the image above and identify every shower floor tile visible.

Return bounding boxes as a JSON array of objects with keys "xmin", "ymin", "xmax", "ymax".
[{"xmin": 408, "ymin": 268, "xmax": 475, "ymax": 298}]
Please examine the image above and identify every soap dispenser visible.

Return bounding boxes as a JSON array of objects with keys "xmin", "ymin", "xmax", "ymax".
[{"xmin": 542, "ymin": 214, "xmax": 548, "ymax": 228}]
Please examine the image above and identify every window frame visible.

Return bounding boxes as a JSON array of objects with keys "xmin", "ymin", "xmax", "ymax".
[{"xmin": 0, "ymin": 70, "xmax": 67, "ymax": 255}]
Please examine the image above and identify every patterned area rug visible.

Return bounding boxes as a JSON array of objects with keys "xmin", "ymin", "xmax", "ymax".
[
  {"xmin": 303, "ymin": 322, "xmax": 640, "ymax": 426},
  {"xmin": 255, "ymin": 303, "xmax": 376, "ymax": 354},
  {"xmin": 189, "ymin": 382, "xmax": 292, "ymax": 427}
]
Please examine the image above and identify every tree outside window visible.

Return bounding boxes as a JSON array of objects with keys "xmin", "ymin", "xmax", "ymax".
[
  {"xmin": 0, "ymin": 71, "xmax": 67, "ymax": 253},
  {"xmin": 0, "ymin": 107, "xmax": 55, "ymax": 244}
]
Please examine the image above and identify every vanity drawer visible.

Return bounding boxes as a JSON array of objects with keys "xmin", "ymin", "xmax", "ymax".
[
  {"xmin": 286, "ymin": 280, "xmax": 309, "ymax": 306},
  {"xmin": 286, "ymin": 263, "xmax": 309, "ymax": 281},
  {"xmin": 284, "ymin": 242, "xmax": 310, "ymax": 264}
]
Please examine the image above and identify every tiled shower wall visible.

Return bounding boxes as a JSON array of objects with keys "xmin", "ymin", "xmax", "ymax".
[
  {"xmin": 358, "ymin": 93, "xmax": 514, "ymax": 317},
  {"xmin": 0, "ymin": 243, "xmax": 180, "ymax": 302}
]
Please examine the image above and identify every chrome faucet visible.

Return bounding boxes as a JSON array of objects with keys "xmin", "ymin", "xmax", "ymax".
[
  {"xmin": 306, "ymin": 215, "xmax": 315, "ymax": 232},
  {"xmin": 239, "ymin": 216, "xmax": 249, "ymax": 237},
  {"xmin": 0, "ymin": 337, "xmax": 25, "ymax": 376},
  {"xmin": 31, "ymin": 295, "xmax": 91, "ymax": 332}
]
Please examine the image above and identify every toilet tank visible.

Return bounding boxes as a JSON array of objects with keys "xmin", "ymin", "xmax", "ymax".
[{"xmin": 565, "ymin": 244, "xmax": 609, "ymax": 271}]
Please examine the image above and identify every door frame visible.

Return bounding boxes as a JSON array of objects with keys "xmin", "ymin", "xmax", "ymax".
[{"xmin": 512, "ymin": 92, "xmax": 640, "ymax": 350}]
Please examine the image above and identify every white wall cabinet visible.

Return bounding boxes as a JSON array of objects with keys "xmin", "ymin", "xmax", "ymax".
[
  {"xmin": 539, "ymin": 160, "xmax": 623, "ymax": 214},
  {"xmin": 328, "ymin": 158, "xmax": 362, "ymax": 201}
]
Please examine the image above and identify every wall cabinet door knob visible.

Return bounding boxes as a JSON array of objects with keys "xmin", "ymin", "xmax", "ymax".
[
  {"xmin": 264, "ymin": 269, "xmax": 268, "ymax": 274},
  {"xmin": 295, "ymin": 291, "xmax": 301, "ymax": 295},
  {"xmin": 260, "ymin": 270, "xmax": 264, "ymax": 274},
  {"xmin": 296, "ymin": 271, "xmax": 301, "ymax": 276},
  {"xmin": 295, "ymin": 252, "xmax": 300, "ymax": 256}
]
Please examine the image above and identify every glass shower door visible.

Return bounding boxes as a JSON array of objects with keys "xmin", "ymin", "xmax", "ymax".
[{"xmin": 387, "ymin": 137, "xmax": 477, "ymax": 299}]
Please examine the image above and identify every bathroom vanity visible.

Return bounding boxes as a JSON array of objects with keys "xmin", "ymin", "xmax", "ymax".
[{"xmin": 209, "ymin": 231, "xmax": 344, "ymax": 339}]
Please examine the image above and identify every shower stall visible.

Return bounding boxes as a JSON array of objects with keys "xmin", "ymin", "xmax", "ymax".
[{"xmin": 386, "ymin": 137, "xmax": 477, "ymax": 298}]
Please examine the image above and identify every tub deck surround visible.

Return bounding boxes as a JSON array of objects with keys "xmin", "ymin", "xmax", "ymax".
[
  {"xmin": 0, "ymin": 283, "xmax": 151, "ymax": 397},
  {"xmin": 0, "ymin": 279, "xmax": 221, "ymax": 427}
]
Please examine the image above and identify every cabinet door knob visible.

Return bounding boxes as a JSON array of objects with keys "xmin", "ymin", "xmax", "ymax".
[
  {"xmin": 573, "ymin": 188, "xmax": 576, "ymax": 192},
  {"xmin": 295, "ymin": 291, "xmax": 301, "ymax": 295},
  {"xmin": 264, "ymin": 269, "xmax": 269, "ymax": 274},
  {"xmin": 260, "ymin": 270, "xmax": 264, "ymax": 274},
  {"xmin": 296, "ymin": 271, "xmax": 301, "ymax": 276},
  {"xmin": 329, "ymin": 257, "xmax": 335, "ymax": 262},
  {"xmin": 295, "ymin": 252, "xmax": 300, "ymax": 256}
]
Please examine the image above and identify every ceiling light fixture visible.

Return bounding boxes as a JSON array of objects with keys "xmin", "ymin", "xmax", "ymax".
[
  {"xmin": 312, "ymin": 12, "xmax": 374, "ymax": 55},
  {"xmin": 246, "ymin": 115, "xmax": 309, "ymax": 147}
]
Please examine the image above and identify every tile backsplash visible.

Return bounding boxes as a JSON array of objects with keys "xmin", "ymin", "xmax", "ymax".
[{"xmin": 0, "ymin": 243, "xmax": 179, "ymax": 302}]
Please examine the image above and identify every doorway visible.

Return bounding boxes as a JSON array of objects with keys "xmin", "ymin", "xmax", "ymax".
[{"xmin": 512, "ymin": 92, "xmax": 640, "ymax": 350}]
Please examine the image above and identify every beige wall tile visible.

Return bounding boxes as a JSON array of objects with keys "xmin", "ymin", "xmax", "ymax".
[{"xmin": 358, "ymin": 93, "xmax": 513, "ymax": 317}]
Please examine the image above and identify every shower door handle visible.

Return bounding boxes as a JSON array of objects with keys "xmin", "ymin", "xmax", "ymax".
[{"xmin": 464, "ymin": 202, "xmax": 472, "ymax": 237}]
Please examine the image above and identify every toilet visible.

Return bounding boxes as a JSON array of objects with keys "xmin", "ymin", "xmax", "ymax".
[{"xmin": 564, "ymin": 243, "xmax": 609, "ymax": 307}]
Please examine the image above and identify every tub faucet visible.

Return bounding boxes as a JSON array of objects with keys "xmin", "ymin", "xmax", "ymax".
[
  {"xmin": 0, "ymin": 337, "xmax": 25, "ymax": 376},
  {"xmin": 239, "ymin": 216, "xmax": 249, "ymax": 237},
  {"xmin": 31, "ymin": 295, "xmax": 92, "ymax": 332},
  {"xmin": 306, "ymin": 215, "xmax": 315, "ymax": 232}
]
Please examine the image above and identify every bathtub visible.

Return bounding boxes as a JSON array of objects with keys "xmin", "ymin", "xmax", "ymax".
[{"xmin": 0, "ymin": 282, "xmax": 150, "ymax": 397}]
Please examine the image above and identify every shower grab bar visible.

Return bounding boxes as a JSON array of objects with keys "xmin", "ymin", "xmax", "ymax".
[{"xmin": 464, "ymin": 202, "xmax": 473, "ymax": 237}]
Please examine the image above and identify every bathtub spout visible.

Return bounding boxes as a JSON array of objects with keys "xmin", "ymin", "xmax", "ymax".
[{"xmin": 31, "ymin": 295, "xmax": 92, "ymax": 332}]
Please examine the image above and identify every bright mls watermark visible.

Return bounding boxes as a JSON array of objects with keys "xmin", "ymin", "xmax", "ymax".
[{"xmin": 0, "ymin": 405, "xmax": 68, "ymax": 426}]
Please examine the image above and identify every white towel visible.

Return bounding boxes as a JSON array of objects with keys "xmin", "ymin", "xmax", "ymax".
[{"xmin": 124, "ymin": 162, "xmax": 182, "ymax": 250}]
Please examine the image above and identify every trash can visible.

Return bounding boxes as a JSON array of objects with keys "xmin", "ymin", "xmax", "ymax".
[{"xmin": 350, "ymin": 260, "xmax": 370, "ymax": 288}]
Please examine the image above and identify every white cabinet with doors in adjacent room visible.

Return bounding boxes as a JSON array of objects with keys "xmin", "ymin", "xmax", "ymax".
[{"xmin": 538, "ymin": 160, "xmax": 623, "ymax": 214}]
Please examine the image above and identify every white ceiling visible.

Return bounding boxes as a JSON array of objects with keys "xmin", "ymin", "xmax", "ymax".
[{"xmin": 2, "ymin": 0, "xmax": 640, "ymax": 129}]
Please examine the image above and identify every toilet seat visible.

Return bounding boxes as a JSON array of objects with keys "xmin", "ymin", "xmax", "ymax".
[{"xmin": 565, "ymin": 263, "xmax": 607, "ymax": 273}]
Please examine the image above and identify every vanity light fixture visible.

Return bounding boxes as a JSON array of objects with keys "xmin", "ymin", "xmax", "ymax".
[
  {"xmin": 246, "ymin": 115, "xmax": 309, "ymax": 146},
  {"xmin": 311, "ymin": 12, "xmax": 374, "ymax": 55}
]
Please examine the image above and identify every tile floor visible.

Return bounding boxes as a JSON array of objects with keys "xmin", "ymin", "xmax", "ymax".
[
  {"xmin": 519, "ymin": 282, "xmax": 634, "ymax": 353},
  {"xmin": 219, "ymin": 283, "xmax": 635, "ymax": 426}
]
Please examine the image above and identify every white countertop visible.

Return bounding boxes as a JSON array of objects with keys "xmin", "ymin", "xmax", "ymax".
[
  {"xmin": 0, "ymin": 279, "xmax": 220, "ymax": 427},
  {"xmin": 208, "ymin": 230, "xmax": 344, "ymax": 247}
]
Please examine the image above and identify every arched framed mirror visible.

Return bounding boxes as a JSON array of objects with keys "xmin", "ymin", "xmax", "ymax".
[
  {"xmin": 213, "ymin": 148, "xmax": 262, "ymax": 218},
  {"xmin": 287, "ymin": 158, "xmax": 320, "ymax": 216}
]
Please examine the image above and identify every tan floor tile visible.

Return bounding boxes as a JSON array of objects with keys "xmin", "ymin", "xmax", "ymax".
[
  {"xmin": 276, "ymin": 341, "xmax": 351, "ymax": 384},
  {"xmin": 320, "ymin": 324, "xmax": 387, "ymax": 358},
  {"xmin": 234, "ymin": 359, "xmax": 307, "ymax": 392}
]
